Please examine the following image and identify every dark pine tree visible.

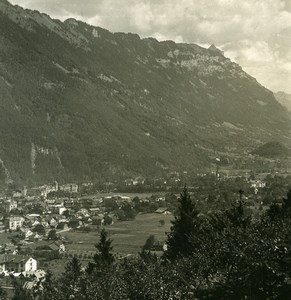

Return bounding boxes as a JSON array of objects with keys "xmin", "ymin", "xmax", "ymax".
[
  {"xmin": 164, "ymin": 186, "xmax": 199, "ymax": 261},
  {"xmin": 64, "ymin": 256, "xmax": 82, "ymax": 282},
  {"xmin": 11, "ymin": 278, "xmax": 32, "ymax": 300},
  {"xmin": 40, "ymin": 270, "xmax": 60, "ymax": 300},
  {"xmin": 47, "ymin": 229, "xmax": 58, "ymax": 241},
  {"xmin": 225, "ymin": 199, "xmax": 251, "ymax": 229},
  {"xmin": 142, "ymin": 234, "xmax": 156, "ymax": 251},
  {"xmin": 283, "ymin": 189, "xmax": 291, "ymax": 213},
  {"xmin": 87, "ymin": 228, "xmax": 114, "ymax": 274},
  {"xmin": 60, "ymin": 256, "xmax": 82, "ymax": 300}
]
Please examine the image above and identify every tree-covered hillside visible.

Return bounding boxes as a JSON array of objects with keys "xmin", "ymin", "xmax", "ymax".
[
  {"xmin": 0, "ymin": 0, "xmax": 290, "ymax": 185},
  {"xmin": 252, "ymin": 141, "xmax": 290, "ymax": 158}
]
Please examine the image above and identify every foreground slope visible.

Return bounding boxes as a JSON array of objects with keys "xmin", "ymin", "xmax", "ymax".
[{"xmin": 0, "ymin": 0, "xmax": 290, "ymax": 184}]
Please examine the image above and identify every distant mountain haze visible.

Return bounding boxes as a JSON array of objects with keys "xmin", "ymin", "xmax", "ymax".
[{"xmin": 0, "ymin": 0, "xmax": 290, "ymax": 185}]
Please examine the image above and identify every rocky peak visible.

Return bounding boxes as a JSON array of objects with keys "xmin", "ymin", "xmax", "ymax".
[{"xmin": 208, "ymin": 44, "xmax": 224, "ymax": 56}]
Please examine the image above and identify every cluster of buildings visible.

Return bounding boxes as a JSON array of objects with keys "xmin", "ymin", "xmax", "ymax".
[
  {"xmin": 249, "ymin": 179, "xmax": 266, "ymax": 194},
  {"xmin": 0, "ymin": 254, "xmax": 46, "ymax": 296},
  {"xmin": 0, "ymin": 183, "xmax": 82, "ymax": 293},
  {"xmin": 30, "ymin": 182, "xmax": 79, "ymax": 198},
  {"xmin": 0, "ymin": 255, "xmax": 37, "ymax": 274},
  {"xmin": 0, "ymin": 181, "xmax": 169, "ymax": 239}
]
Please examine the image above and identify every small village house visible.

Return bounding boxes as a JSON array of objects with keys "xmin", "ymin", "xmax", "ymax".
[
  {"xmin": 4, "ymin": 199, "xmax": 18, "ymax": 212},
  {"xmin": 9, "ymin": 217, "xmax": 25, "ymax": 230},
  {"xmin": 0, "ymin": 255, "xmax": 37, "ymax": 273}
]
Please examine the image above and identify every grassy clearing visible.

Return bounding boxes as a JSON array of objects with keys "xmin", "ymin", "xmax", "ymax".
[
  {"xmin": 61, "ymin": 213, "xmax": 172, "ymax": 257},
  {"xmin": 108, "ymin": 213, "xmax": 172, "ymax": 256}
]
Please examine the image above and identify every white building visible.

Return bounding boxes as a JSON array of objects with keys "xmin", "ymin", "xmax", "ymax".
[
  {"xmin": 250, "ymin": 180, "xmax": 266, "ymax": 189},
  {"xmin": 9, "ymin": 216, "xmax": 24, "ymax": 230},
  {"xmin": 60, "ymin": 183, "xmax": 78, "ymax": 193},
  {"xmin": 0, "ymin": 255, "xmax": 37, "ymax": 273},
  {"xmin": 5, "ymin": 199, "xmax": 18, "ymax": 212}
]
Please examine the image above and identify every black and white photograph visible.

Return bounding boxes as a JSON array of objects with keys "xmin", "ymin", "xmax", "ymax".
[{"xmin": 0, "ymin": 0, "xmax": 291, "ymax": 299}]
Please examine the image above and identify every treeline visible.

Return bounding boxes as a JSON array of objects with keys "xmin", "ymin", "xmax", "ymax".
[{"xmin": 7, "ymin": 188, "xmax": 291, "ymax": 299}]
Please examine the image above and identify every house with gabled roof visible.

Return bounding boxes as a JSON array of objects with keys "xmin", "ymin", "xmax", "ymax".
[
  {"xmin": 155, "ymin": 207, "xmax": 171, "ymax": 214},
  {"xmin": 48, "ymin": 241, "xmax": 65, "ymax": 253},
  {"xmin": 0, "ymin": 255, "xmax": 37, "ymax": 273},
  {"xmin": 56, "ymin": 222, "xmax": 69, "ymax": 231}
]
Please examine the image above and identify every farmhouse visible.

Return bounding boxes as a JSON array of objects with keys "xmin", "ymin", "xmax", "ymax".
[
  {"xmin": 49, "ymin": 241, "xmax": 66, "ymax": 253},
  {"xmin": 155, "ymin": 207, "xmax": 171, "ymax": 214},
  {"xmin": 0, "ymin": 255, "xmax": 37, "ymax": 273}
]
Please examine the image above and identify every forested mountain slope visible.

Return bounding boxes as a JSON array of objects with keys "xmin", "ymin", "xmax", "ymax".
[{"xmin": 0, "ymin": 0, "xmax": 290, "ymax": 185}]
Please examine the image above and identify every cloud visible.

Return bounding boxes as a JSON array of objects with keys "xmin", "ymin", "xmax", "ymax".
[
  {"xmin": 9, "ymin": 0, "xmax": 291, "ymax": 93},
  {"xmin": 223, "ymin": 39, "xmax": 291, "ymax": 93}
]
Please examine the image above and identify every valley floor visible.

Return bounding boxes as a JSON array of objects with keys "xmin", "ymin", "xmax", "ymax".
[{"xmin": 46, "ymin": 213, "xmax": 172, "ymax": 275}]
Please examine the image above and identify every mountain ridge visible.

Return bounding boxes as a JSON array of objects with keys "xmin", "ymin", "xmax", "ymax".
[
  {"xmin": 275, "ymin": 91, "xmax": 291, "ymax": 113},
  {"xmin": 0, "ymin": 0, "xmax": 290, "ymax": 185}
]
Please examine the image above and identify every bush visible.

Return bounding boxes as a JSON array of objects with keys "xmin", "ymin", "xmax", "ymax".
[{"xmin": 142, "ymin": 235, "xmax": 156, "ymax": 251}]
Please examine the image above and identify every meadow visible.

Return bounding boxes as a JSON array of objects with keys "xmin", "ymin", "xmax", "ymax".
[
  {"xmin": 61, "ymin": 213, "xmax": 173, "ymax": 257},
  {"xmin": 44, "ymin": 213, "xmax": 173, "ymax": 275}
]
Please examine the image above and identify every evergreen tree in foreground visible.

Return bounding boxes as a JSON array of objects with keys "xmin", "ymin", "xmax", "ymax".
[
  {"xmin": 61, "ymin": 256, "xmax": 82, "ymax": 300},
  {"xmin": 164, "ymin": 186, "xmax": 199, "ymax": 261},
  {"xmin": 63, "ymin": 256, "xmax": 82, "ymax": 283},
  {"xmin": 87, "ymin": 228, "xmax": 114, "ymax": 273},
  {"xmin": 40, "ymin": 270, "xmax": 59, "ymax": 300}
]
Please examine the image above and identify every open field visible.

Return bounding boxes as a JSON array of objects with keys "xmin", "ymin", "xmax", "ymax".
[
  {"xmin": 107, "ymin": 213, "xmax": 172, "ymax": 256},
  {"xmin": 44, "ymin": 213, "xmax": 173, "ymax": 275},
  {"xmin": 61, "ymin": 213, "xmax": 173, "ymax": 257}
]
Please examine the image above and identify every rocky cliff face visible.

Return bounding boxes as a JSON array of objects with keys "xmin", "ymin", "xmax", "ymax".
[{"xmin": 0, "ymin": 0, "xmax": 290, "ymax": 185}]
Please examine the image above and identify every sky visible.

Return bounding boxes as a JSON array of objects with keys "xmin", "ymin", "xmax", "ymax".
[{"xmin": 10, "ymin": 0, "xmax": 291, "ymax": 94}]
